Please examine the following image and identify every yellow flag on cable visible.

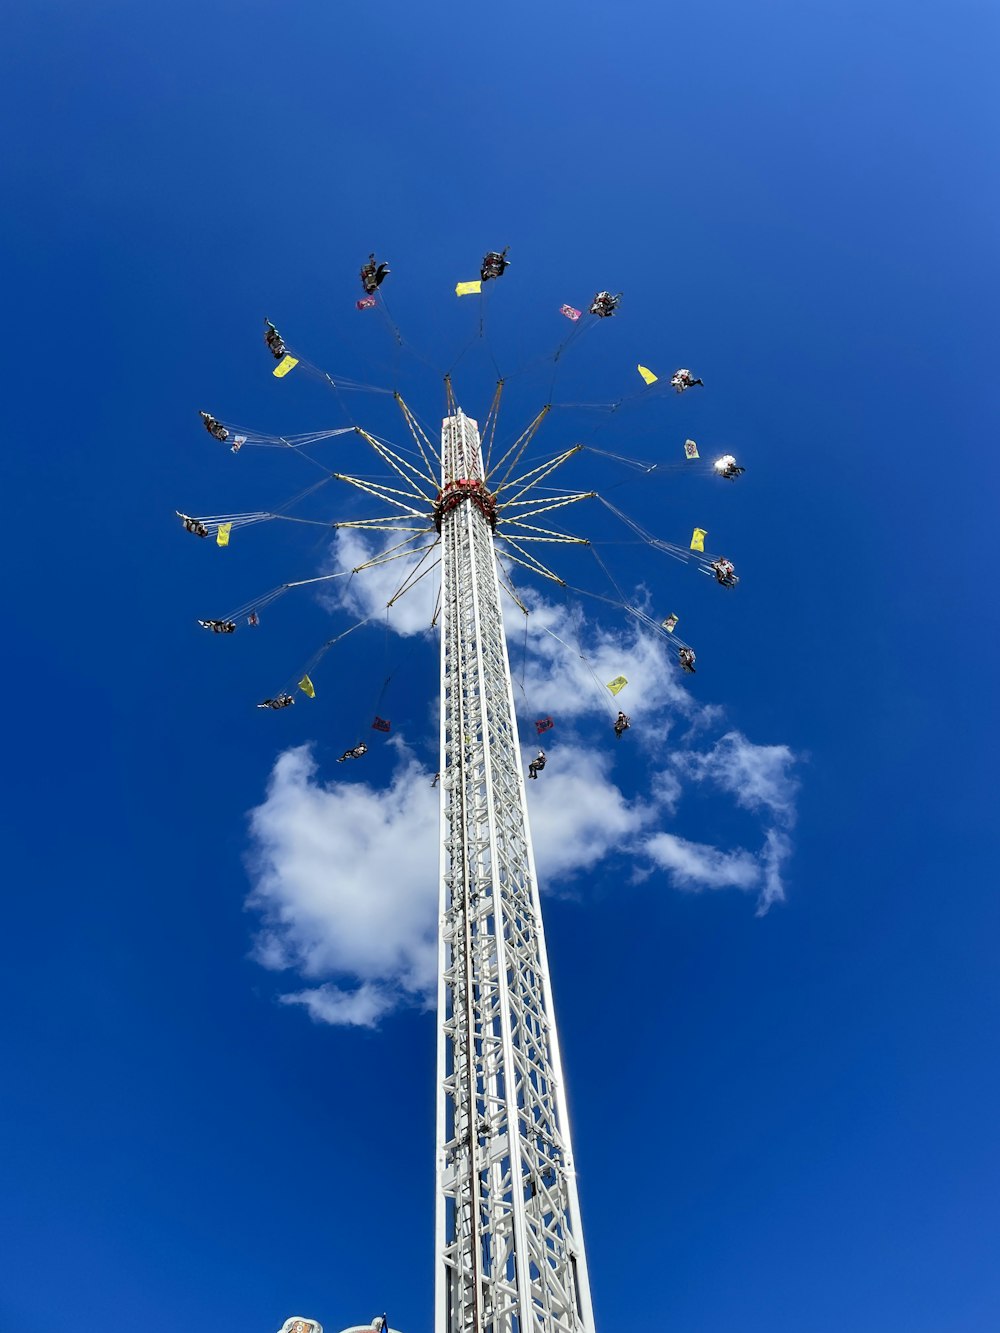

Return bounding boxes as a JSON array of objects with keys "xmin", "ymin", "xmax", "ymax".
[
  {"xmin": 273, "ymin": 354, "xmax": 299, "ymax": 378},
  {"xmin": 684, "ymin": 438, "xmax": 700, "ymax": 460},
  {"xmin": 690, "ymin": 528, "xmax": 707, "ymax": 552},
  {"xmin": 455, "ymin": 280, "xmax": 482, "ymax": 297},
  {"xmin": 606, "ymin": 675, "xmax": 628, "ymax": 696},
  {"xmin": 298, "ymin": 674, "xmax": 316, "ymax": 699},
  {"xmin": 662, "ymin": 613, "xmax": 679, "ymax": 633},
  {"xmin": 216, "ymin": 522, "xmax": 232, "ymax": 548},
  {"xmin": 637, "ymin": 364, "xmax": 658, "ymax": 386}
]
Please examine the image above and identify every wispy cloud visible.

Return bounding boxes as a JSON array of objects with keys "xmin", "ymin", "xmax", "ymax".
[
  {"xmin": 244, "ymin": 546, "xmax": 802, "ymax": 1025},
  {"xmin": 279, "ymin": 981, "xmax": 400, "ymax": 1030},
  {"xmin": 683, "ymin": 731, "xmax": 800, "ymax": 824},
  {"xmin": 676, "ymin": 731, "xmax": 800, "ymax": 912},
  {"xmin": 643, "ymin": 831, "xmax": 762, "ymax": 890}
]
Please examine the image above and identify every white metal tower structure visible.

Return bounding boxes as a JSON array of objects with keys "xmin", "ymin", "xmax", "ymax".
[
  {"xmin": 434, "ymin": 410, "xmax": 595, "ymax": 1333},
  {"xmin": 188, "ymin": 384, "xmax": 599, "ymax": 1333},
  {"xmin": 190, "ymin": 313, "xmax": 742, "ymax": 1333}
]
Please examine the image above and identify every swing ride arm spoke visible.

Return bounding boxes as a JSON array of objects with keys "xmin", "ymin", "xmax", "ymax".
[
  {"xmin": 395, "ymin": 392, "xmax": 442, "ymax": 474},
  {"xmin": 352, "ymin": 537, "xmax": 440, "ymax": 575},
  {"xmin": 500, "ymin": 445, "xmax": 583, "ymax": 506},
  {"xmin": 495, "ymin": 538, "xmax": 566, "ymax": 586},
  {"xmin": 334, "ymin": 471, "xmax": 431, "ymax": 518},
  {"xmin": 337, "ymin": 473, "xmax": 432, "ymax": 506},
  {"xmin": 500, "ymin": 492, "xmax": 597, "ymax": 524},
  {"xmin": 495, "ymin": 555, "xmax": 530, "ymax": 615},
  {"xmin": 488, "ymin": 406, "xmax": 551, "ymax": 494},
  {"xmin": 499, "ymin": 521, "xmax": 589, "ymax": 545},
  {"xmin": 388, "ymin": 551, "xmax": 442, "ymax": 607},
  {"xmin": 334, "ymin": 520, "xmax": 431, "ymax": 532},
  {"xmin": 355, "ymin": 426, "xmax": 438, "ymax": 495},
  {"xmin": 481, "ymin": 380, "xmax": 504, "ymax": 475}
]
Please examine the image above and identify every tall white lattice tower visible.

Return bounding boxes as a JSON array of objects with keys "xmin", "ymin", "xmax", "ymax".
[
  {"xmin": 434, "ymin": 411, "xmax": 595, "ymax": 1333},
  {"xmin": 190, "ymin": 319, "xmax": 736, "ymax": 1333}
]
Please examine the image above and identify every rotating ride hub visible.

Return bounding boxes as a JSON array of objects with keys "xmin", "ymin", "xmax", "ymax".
[{"xmin": 433, "ymin": 478, "xmax": 498, "ymax": 533}]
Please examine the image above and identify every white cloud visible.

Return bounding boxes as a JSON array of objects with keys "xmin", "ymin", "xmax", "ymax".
[
  {"xmin": 245, "ymin": 558, "xmax": 802, "ymax": 1024},
  {"xmin": 279, "ymin": 982, "xmax": 399, "ymax": 1029},
  {"xmin": 246, "ymin": 741, "xmax": 654, "ymax": 1023},
  {"xmin": 508, "ymin": 591, "xmax": 693, "ymax": 736},
  {"xmin": 683, "ymin": 731, "xmax": 799, "ymax": 823},
  {"xmin": 643, "ymin": 831, "xmax": 762, "ymax": 891},
  {"xmin": 523, "ymin": 743, "xmax": 654, "ymax": 883},
  {"xmin": 246, "ymin": 744, "xmax": 439, "ymax": 1025},
  {"xmin": 676, "ymin": 730, "xmax": 800, "ymax": 911},
  {"xmin": 650, "ymin": 766, "xmax": 683, "ymax": 814},
  {"xmin": 758, "ymin": 828, "xmax": 793, "ymax": 916}
]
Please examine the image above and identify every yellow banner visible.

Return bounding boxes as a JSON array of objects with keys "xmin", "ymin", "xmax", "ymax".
[
  {"xmin": 455, "ymin": 280, "xmax": 482, "ymax": 297},
  {"xmin": 273, "ymin": 354, "xmax": 299, "ymax": 378},
  {"xmin": 298, "ymin": 674, "xmax": 316, "ymax": 699},
  {"xmin": 606, "ymin": 675, "xmax": 628, "ymax": 696},
  {"xmin": 637, "ymin": 364, "xmax": 658, "ymax": 385},
  {"xmin": 216, "ymin": 522, "xmax": 232, "ymax": 548},
  {"xmin": 690, "ymin": 528, "xmax": 707, "ymax": 552}
]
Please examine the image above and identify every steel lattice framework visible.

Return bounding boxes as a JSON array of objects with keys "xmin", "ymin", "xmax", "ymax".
[
  {"xmin": 189, "ymin": 301, "xmax": 745, "ymax": 1333},
  {"xmin": 190, "ymin": 377, "xmax": 609, "ymax": 1333},
  {"xmin": 434, "ymin": 410, "xmax": 595, "ymax": 1333}
]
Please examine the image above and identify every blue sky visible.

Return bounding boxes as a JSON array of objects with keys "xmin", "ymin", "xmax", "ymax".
[{"xmin": 2, "ymin": 1, "xmax": 998, "ymax": 1331}]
